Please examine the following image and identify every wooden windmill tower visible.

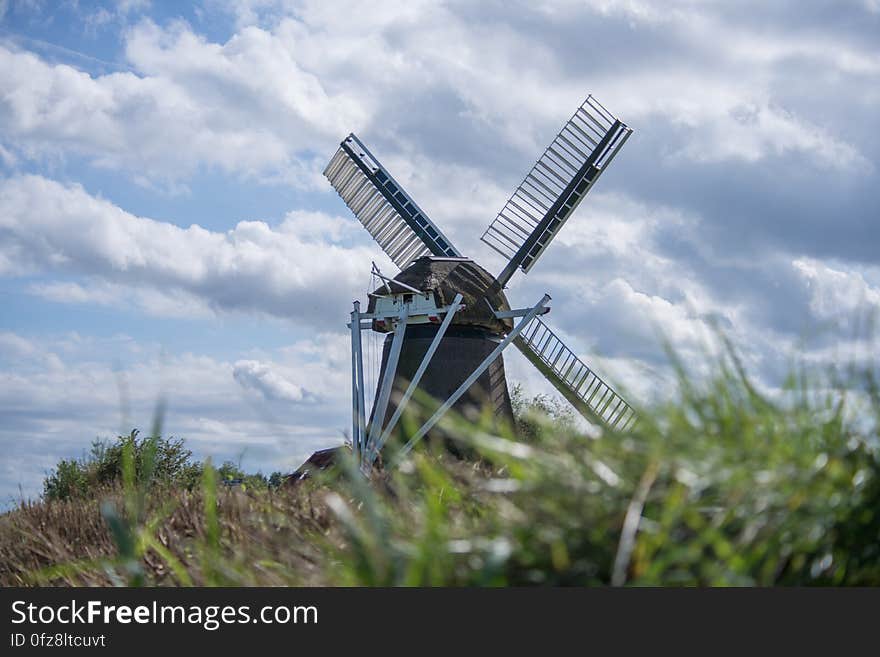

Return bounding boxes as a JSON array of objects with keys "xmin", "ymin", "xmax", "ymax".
[{"xmin": 324, "ymin": 95, "xmax": 636, "ymax": 468}]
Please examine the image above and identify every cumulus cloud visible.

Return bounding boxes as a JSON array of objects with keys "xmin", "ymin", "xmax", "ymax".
[
  {"xmin": 27, "ymin": 279, "xmax": 215, "ymax": 319},
  {"xmin": 2, "ymin": 0, "xmax": 872, "ymax": 191},
  {"xmin": 670, "ymin": 100, "xmax": 870, "ymax": 171},
  {"xmin": 0, "ymin": 175, "xmax": 382, "ymax": 326},
  {"xmin": 0, "ymin": 21, "xmax": 363, "ymax": 185},
  {"xmin": 0, "ymin": 330, "xmax": 36, "ymax": 358},
  {"xmin": 233, "ymin": 359, "xmax": 309, "ymax": 402},
  {"xmin": 794, "ymin": 258, "xmax": 880, "ymax": 320}
]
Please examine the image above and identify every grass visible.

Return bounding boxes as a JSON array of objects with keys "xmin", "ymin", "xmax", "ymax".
[{"xmin": 1, "ymin": 342, "xmax": 878, "ymax": 586}]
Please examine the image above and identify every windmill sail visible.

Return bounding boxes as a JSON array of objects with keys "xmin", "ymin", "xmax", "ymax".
[
  {"xmin": 324, "ymin": 133, "xmax": 461, "ymax": 269},
  {"xmin": 483, "ymin": 95, "xmax": 632, "ymax": 286},
  {"xmin": 514, "ymin": 315, "xmax": 636, "ymax": 430}
]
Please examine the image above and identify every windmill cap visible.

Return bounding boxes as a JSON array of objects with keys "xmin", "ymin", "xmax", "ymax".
[{"xmin": 367, "ymin": 256, "xmax": 513, "ymax": 334}]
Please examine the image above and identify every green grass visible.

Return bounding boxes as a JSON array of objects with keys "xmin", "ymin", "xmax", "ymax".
[{"xmin": 1, "ymin": 342, "xmax": 878, "ymax": 586}]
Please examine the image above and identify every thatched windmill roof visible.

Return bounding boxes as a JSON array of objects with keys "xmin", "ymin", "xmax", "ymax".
[{"xmin": 367, "ymin": 257, "xmax": 513, "ymax": 334}]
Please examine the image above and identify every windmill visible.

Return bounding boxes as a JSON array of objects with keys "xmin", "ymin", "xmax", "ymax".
[{"xmin": 324, "ymin": 94, "xmax": 636, "ymax": 469}]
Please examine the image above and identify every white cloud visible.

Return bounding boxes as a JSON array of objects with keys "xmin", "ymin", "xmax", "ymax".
[
  {"xmin": 0, "ymin": 175, "xmax": 383, "ymax": 326},
  {"xmin": 272, "ymin": 0, "xmax": 875, "ymax": 173},
  {"xmin": 794, "ymin": 257, "xmax": 880, "ymax": 319},
  {"xmin": 27, "ymin": 279, "xmax": 216, "ymax": 319},
  {"xmin": 676, "ymin": 100, "xmax": 869, "ymax": 170},
  {"xmin": 1, "ymin": 1, "xmax": 874, "ymax": 188},
  {"xmin": 233, "ymin": 359, "xmax": 309, "ymax": 402},
  {"xmin": 27, "ymin": 280, "xmax": 121, "ymax": 305},
  {"xmin": 121, "ymin": 0, "xmax": 151, "ymax": 11},
  {"xmin": 598, "ymin": 278, "xmax": 709, "ymax": 347},
  {"xmin": 0, "ymin": 143, "xmax": 16, "ymax": 166},
  {"xmin": 0, "ymin": 330, "xmax": 36, "ymax": 358},
  {"xmin": 597, "ymin": 72, "xmax": 872, "ymax": 172},
  {"xmin": 571, "ymin": 0, "xmax": 880, "ymax": 75},
  {"xmin": 0, "ymin": 22, "xmax": 364, "ymax": 185}
]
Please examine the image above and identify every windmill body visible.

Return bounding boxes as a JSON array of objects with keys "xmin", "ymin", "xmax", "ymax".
[
  {"xmin": 367, "ymin": 256, "xmax": 516, "ymax": 441},
  {"xmin": 324, "ymin": 95, "xmax": 637, "ymax": 468}
]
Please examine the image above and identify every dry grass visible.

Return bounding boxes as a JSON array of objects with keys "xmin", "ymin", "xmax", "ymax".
[{"xmin": 0, "ymin": 484, "xmax": 335, "ymax": 586}]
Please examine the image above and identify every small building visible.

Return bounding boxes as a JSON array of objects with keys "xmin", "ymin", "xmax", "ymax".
[{"xmin": 286, "ymin": 446, "xmax": 346, "ymax": 485}]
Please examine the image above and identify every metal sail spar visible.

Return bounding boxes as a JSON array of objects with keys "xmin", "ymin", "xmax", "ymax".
[
  {"xmin": 514, "ymin": 315, "xmax": 636, "ymax": 430},
  {"xmin": 324, "ymin": 133, "xmax": 461, "ymax": 269},
  {"xmin": 483, "ymin": 95, "xmax": 632, "ymax": 286}
]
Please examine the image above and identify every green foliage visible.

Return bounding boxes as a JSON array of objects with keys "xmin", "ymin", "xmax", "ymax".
[
  {"xmin": 214, "ymin": 461, "xmax": 281, "ymax": 491},
  {"xmin": 9, "ymin": 339, "xmax": 880, "ymax": 587},
  {"xmin": 510, "ymin": 383, "xmax": 577, "ymax": 442},
  {"xmin": 42, "ymin": 458, "xmax": 91, "ymax": 501},
  {"xmin": 326, "ymin": 347, "xmax": 880, "ymax": 586},
  {"xmin": 42, "ymin": 429, "xmax": 202, "ymax": 501},
  {"xmin": 268, "ymin": 471, "xmax": 285, "ymax": 489}
]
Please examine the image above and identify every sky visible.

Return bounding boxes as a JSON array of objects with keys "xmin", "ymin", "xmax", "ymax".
[{"xmin": 1, "ymin": 0, "xmax": 878, "ymax": 504}]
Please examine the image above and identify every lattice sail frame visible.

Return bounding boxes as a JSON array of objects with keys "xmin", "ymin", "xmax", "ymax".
[
  {"xmin": 482, "ymin": 95, "xmax": 632, "ymax": 286},
  {"xmin": 324, "ymin": 134, "xmax": 460, "ymax": 269},
  {"xmin": 514, "ymin": 316, "xmax": 636, "ymax": 430}
]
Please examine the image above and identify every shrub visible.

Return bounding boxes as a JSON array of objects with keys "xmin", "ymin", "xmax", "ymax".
[
  {"xmin": 42, "ymin": 430, "xmax": 203, "ymax": 501},
  {"xmin": 42, "ymin": 458, "xmax": 90, "ymax": 501},
  {"xmin": 215, "ymin": 461, "xmax": 282, "ymax": 491}
]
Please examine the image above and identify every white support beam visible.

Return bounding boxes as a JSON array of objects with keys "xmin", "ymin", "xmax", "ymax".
[
  {"xmin": 350, "ymin": 308, "xmax": 359, "ymax": 458},
  {"xmin": 363, "ymin": 302, "xmax": 409, "ymax": 466},
  {"xmin": 493, "ymin": 306, "xmax": 552, "ymax": 320},
  {"xmin": 348, "ymin": 303, "xmax": 462, "ymax": 325},
  {"xmin": 349, "ymin": 300, "xmax": 367, "ymax": 460},
  {"xmin": 372, "ymin": 261, "xmax": 422, "ymax": 294},
  {"xmin": 372, "ymin": 261, "xmax": 392, "ymax": 294}
]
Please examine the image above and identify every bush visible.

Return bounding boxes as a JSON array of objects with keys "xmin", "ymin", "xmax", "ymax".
[
  {"xmin": 43, "ymin": 430, "xmax": 203, "ymax": 501},
  {"xmin": 215, "ymin": 461, "xmax": 285, "ymax": 491},
  {"xmin": 42, "ymin": 458, "xmax": 91, "ymax": 501},
  {"xmin": 511, "ymin": 383, "xmax": 577, "ymax": 442}
]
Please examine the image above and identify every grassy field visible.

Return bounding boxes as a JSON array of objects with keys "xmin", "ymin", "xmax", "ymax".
[{"xmin": 1, "ymin": 344, "xmax": 878, "ymax": 586}]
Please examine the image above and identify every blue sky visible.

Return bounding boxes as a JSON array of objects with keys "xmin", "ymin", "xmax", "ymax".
[{"xmin": 1, "ymin": 0, "xmax": 879, "ymax": 504}]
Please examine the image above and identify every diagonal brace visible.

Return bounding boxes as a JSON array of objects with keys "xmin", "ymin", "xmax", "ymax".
[
  {"xmin": 393, "ymin": 293, "xmax": 552, "ymax": 464},
  {"xmin": 366, "ymin": 293, "xmax": 464, "ymax": 465}
]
